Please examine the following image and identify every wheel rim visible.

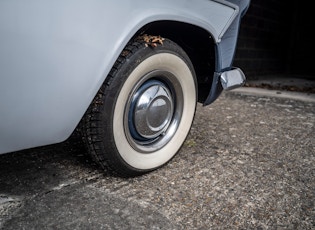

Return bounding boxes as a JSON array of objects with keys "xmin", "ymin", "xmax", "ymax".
[{"xmin": 125, "ymin": 70, "xmax": 183, "ymax": 153}]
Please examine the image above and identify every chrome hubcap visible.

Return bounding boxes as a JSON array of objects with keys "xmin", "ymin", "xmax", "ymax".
[
  {"xmin": 133, "ymin": 82, "xmax": 173, "ymax": 139},
  {"xmin": 125, "ymin": 70, "xmax": 184, "ymax": 153}
]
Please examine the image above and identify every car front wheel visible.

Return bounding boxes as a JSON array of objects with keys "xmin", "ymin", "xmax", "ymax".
[{"xmin": 82, "ymin": 36, "xmax": 197, "ymax": 177}]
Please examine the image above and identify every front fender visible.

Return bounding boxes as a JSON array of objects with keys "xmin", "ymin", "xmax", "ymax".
[{"xmin": 0, "ymin": 0, "xmax": 240, "ymax": 154}]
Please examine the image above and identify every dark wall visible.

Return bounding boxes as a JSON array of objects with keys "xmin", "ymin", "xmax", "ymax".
[
  {"xmin": 234, "ymin": 0, "xmax": 315, "ymax": 80},
  {"xmin": 287, "ymin": 3, "xmax": 314, "ymax": 76}
]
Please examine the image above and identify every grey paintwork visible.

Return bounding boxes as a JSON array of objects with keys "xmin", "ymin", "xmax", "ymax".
[{"xmin": 0, "ymin": 0, "xmax": 246, "ymax": 154}]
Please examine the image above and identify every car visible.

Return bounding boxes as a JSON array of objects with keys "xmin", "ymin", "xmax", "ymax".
[{"xmin": 0, "ymin": 0, "xmax": 250, "ymax": 177}]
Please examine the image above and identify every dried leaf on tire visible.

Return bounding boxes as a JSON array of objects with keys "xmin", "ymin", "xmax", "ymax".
[{"xmin": 138, "ymin": 34, "xmax": 165, "ymax": 47}]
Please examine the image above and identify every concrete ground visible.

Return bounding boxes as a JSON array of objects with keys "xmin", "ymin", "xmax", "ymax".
[{"xmin": 0, "ymin": 76, "xmax": 314, "ymax": 229}]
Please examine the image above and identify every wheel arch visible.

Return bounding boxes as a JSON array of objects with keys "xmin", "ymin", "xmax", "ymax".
[{"xmin": 130, "ymin": 21, "xmax": 216, "ymax": 104}]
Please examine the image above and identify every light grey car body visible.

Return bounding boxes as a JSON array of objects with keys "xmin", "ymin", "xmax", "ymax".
[{"xmin": 0, "ymin": 0, "xmax": 249, "ymax": 155}]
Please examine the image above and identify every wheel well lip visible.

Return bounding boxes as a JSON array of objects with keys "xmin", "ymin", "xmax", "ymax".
[
  {"xmin": 123, "ymin": 2, "xmax": 239, "ymax": 45},
  {"xmin": 104, "ymin": 1, "xmax": 239, "ymax": 103},
  {"xmin": 109, "ymin": 10, "xmax": 238, "ymax": 74},
  {"xmin": 105, "ymin": 6, "xmax": 239, "ymax": 105},
  {"xmin": 90, "ymin": 0, "xmax": 240, "ymax": 111}
]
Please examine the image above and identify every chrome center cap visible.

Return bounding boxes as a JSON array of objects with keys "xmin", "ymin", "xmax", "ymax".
[{"xmin": 134, "ymin": 84, "xmax": 173, "ymax": 139}]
